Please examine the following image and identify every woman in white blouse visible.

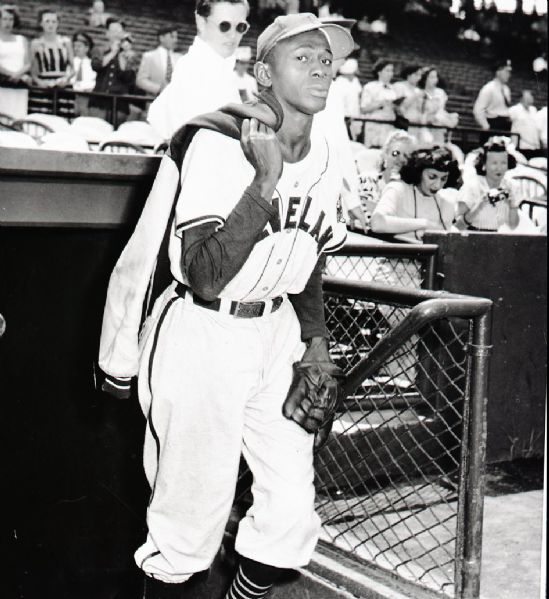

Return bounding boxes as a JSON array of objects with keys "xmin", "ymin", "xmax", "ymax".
[
  {"xmin": 456, "ymin": 138, "xmax": 522, "ymax": 232},
  {"xmin": 360, "ymin": 59, "xmax": 397, "ymax": 148},
  {"xmin": 407, "ymin": 66, "xmax": 459, "ymax": 146},
  {"xmin": 371, "ymin": 146, "xmax": 461, "ymax": 242},
  {"xmin": 0, "ymin": 5, "xmax": 31, "ymax": 119}
]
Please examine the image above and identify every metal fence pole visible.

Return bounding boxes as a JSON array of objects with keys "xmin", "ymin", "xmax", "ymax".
[{"xmin": 455, "ymin": 310, "xmax": 492, "ymax": 598}]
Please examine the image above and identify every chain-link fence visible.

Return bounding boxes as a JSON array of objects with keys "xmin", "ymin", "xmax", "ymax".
[
  {"xmin": 232, "ymin": 276, "xmax": 491, "ymax": 599},
  {"xmin": 326, "ymin": 241, "xmax": 439, "ymax": 290}
]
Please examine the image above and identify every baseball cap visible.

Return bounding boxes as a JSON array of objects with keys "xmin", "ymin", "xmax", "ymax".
[{"xmin": 256, "ymin": 13, "xmax": 355, "ymax": 62}]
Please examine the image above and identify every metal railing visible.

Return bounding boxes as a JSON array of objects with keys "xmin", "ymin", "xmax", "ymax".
[
  {"xmin": 25, "ymin": 86, "xmax": 155, "ymax": 128},
  {"xmin": 326, "ymin": 240, "xmax": 440, "ymax": 290},
  {"xmin": 233, "ymin": 275, "xmax": 492, "ymax": 597},
  {"xmin": 347, "ymin": 116, "xmax": 521, "ymax": 153}
]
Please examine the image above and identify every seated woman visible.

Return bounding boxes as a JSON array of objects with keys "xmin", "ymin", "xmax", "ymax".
[
  {"xmin": 370, "ymin": 145, "xmax": 461, "ymax": 242},
  {"xmin": 456, "ymin": 137, "xmax": 522, "ymax": 232},
  {"xmin": 358, "ymin": 129, "xmax": 417, "ymax": 223},
  {"xmin": 406, "ymin": 66, "xmax": 459, "ymax": 146}
]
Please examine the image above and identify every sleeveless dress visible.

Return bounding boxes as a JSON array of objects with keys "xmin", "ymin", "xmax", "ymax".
[{"xmin": 0, "ymin": 35, "xmax": 29, "ymax": 119}]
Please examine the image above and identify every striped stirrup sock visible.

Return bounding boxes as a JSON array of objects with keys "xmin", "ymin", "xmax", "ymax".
[{"xmin": 224, "ymin": 564, "xmax": 273, "ymax": 599}]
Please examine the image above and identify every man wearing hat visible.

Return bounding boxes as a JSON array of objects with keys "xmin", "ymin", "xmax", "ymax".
[
  {"xmin": 100, "ymin": 12, "xmax": 354, "ymax": 599},
  {"xmin": 233, "ymin": 45, "xmax": 258, "ymax": 101},
  {"xmin": 473, "ymin": 59, "xmax": 513, "ymax": 142}
]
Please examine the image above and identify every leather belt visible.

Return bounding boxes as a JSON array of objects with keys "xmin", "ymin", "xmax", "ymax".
[{"xmin": 175, "ymin": 283, "xmax": 283, "ymax": 319}]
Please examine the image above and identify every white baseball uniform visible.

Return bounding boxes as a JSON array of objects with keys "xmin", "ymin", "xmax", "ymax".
[{"xmin": 133, "ymin": 126, "xmax": 347, "ymax": 584}]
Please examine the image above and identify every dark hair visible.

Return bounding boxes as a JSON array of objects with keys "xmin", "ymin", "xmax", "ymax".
[
  {"xmin": 493, "ymin": 59, "xmax": 512, "ymax": 73},
  {"xmin": 38, "ymin": 8, "xmax": 57, "ymax": 26},
  {"xmin": 1, "ymin": 5, "xmax": 21, "ymax": 28},
  {"xmin": 373, "ymin": 59, "xmax": 393, "ymax": 76},
  {"xmin": 73, "ymin": 30, "xmax": 94, "ymax": 50},
  {"xmin": 195, "ymin": 0, "xmax": 249, "ymax": 18},
  {"xmin": 400, "ymin": 146, "xmax": 462, "ymax": 188},
  {"xmin": 474, "ymin": 138, "xmax": 517, "ymax": 175},
  {"xmin": 105, "ymin": 16, "xmax": 124, "ymax": 29},
  {"xmin": 418, "ymin": 66, "xmax": 436, "ymax": 89},
  {"xmin": 400, "ymin": 64, "xmax": 421, "ymax": 80},
  {"xmin": 158, "ymin": 26, "xmax": 177, "ymax": 37}
]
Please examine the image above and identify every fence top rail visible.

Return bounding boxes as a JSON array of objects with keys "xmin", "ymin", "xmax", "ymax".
[
  {"xmin": 323, "ymin": 276, "xmax": 492, "ymax": 313},
  {"xmin": 332, "ymin": 241, "xmax": 439, "ymax": 258},
  {"xmin": 337, "ymin": 289, "xmax": 493, "ymax": 395}
]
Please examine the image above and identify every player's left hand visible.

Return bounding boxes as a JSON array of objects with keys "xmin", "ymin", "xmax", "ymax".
[{"xmin": 240, "ymin": 117, "xmax": 283, "ymax": 189}]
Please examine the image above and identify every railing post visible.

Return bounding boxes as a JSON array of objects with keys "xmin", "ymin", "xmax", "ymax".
[{"xmin": 455, "ymin": 310, "xmax": 492, "ymax": 598}]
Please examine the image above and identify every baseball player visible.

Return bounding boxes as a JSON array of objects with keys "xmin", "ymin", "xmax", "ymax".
[{"xmin": 99, "ymin": 13, "xmax": 353, "ymax": 599}]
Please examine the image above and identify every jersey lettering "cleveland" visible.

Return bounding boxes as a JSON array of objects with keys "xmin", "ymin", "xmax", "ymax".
[{"xmin": 170, "ymin": 128, "xmax": 347, "ymax": 302}]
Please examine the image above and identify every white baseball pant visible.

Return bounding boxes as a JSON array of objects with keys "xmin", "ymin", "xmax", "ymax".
[{"xmin": 134, "ymin": 284, "xmax": 321, "ymax": 584}]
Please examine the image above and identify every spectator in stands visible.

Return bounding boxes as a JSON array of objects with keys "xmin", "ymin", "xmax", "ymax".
[
  {"xmin": 232, "ymin": 45, "xmax": 257, "ymax": 101},
  {"xmin": 0, "ymin": 4, "xmax": 31, "ymax": 119},
  {"xmin": 119, "ymin": 33, "xmax": 143, "ymax": 120},
  {"xmin": 29, "ymin": 9, "xmax": 73, "ymax": 115},
  {"xmin": 370, "ymin": 146, "xmax": 461, "ymax": 241},
  {"xmin": 87, "ymin": 0, "xmax": 111, "ymax": 28},
  {"xmin": 532, "ymin": 51, "xmax": 547, "ymax": 79},
  {"xmin": 147, "ymin": 0, "xmax": 250, "ymax": 140},
  {"xmin": 89, "ymin": 18, "xmax": 136, "ymax": 125},
  {"xmin": 535, "ymin": 105, "xmax": 547, "ymax": 150},
  {"xmin": 456, "ymin": 137, "xmax": 521, "ymax": 232},
  {"xmin": 70, "ymin": 31, "xmax": 96, "ymax": 116},
  {"xmin": 315, "ymin": 52, "xmax": 368, "ymax": 233},
  {"xmin": 331, "ymin": 57, "xmax": 362, "ymax": 140},
  {"xmin": 370, "ymin": 14, "xmax": 387, "ymax": 36},
  {"xmin": 360, "ymin": 59, "xmax": 397, "ymax": 148},
  {"xmin": 509, "ymin": 90, "xmax": 542, "ymax": 159},
  {"xmin": 355, "ymin": 14, "xmax": 370, "ymax": 60},
  {"xmin": 358, "ymin": 129, "xmax": 417, "ymax": 223},
  {"xmin": 473, "ymin": 59, "xmax": 513, "ymax": 142},
  {"xmin": 392, "ymin": 64, "xmax": 422, "ymax": 128},
  {"xmin": 136, "ymin": 27, "xmax": 181, "ymax": 97},
  {"xmin": 406, "ymin": 66, "xmax": 459, "ymax": 146}
]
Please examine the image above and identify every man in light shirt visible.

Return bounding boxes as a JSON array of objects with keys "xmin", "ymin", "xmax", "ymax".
[
  {"xmin": 136, "ymin": 27, "xmax": 181, "ymax": 97},
  {"xmin": 147, "ymin": 0, "xmax": 249, "ymax": 140},
  {"xmin": 509, "ymin": 90, "xmax": 541, "ymax": 159},
  {"xmin": 233, "ymin": 45, "xmax": 258, "ymax": 102},
  {"xmin": 473, "ymin": 59, "xmax": 513, "ymax": 143}
]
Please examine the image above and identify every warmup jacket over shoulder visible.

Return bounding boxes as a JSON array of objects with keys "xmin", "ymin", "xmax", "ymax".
[{"xmin": 98, "ymin": 90, "xmax": 344, "ymax": 393}]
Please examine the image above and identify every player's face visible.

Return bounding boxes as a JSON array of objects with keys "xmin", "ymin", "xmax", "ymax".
[
  {"xmin": 419, "ymin": 168, "xmax": 448, "ymax": 197},
  {"xmin": 41, "ymin": 12, "xmax": 58, "ymax": 34},
  {"xmin": 267, "ymin": 31, "xmax": 333, "ymax": 116},
  {"xmin": 484, "ymin": 151, "xmax": 508, "ymax": 183},
  {"xmin": 197, "ymin": 2, "xmax": 249, "ymax": 59}
]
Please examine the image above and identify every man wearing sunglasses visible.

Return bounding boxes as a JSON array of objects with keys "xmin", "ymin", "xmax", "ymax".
[{"xmin": 148, "ymin": 0, "xmax": 250, "ymax": 140}]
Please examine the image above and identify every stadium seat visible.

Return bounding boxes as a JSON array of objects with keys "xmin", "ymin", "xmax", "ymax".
[
  {"xmin": 40, "ymin": 132, "xmax": 90, "ymax": 152},
  {"xmin": 0, "ymin": 131, "xmax": 39, "ymax": 149},
  {"xmin": 26, "ymin": 113, "xmax": 71, "ymax": 132},
  {"xmin": 0, "ymin": 111, "xmax": 15, "ymax": 127},
  {"xmin": 98, "ymin": 140, "xmax": 147, "ymax": 154},
  {"xmin": 12, "ymin": 118, "xmax": 55, "ymax": 140},
  {"xmin": 115, "ymin": 120, "xmax": 163, "ymax": 147},
  {"xmin": 353, "ymin": 146, "xmax": 382, "ymax": 175},
  {"xmin": 528, "ymin": 157, "xmax": 547, "ymax": 171},
  {"xmin": 69, "ymin": 116, "xmax": 114, "ymax": 144}
]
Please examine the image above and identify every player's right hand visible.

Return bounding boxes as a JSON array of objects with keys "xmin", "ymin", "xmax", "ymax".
[{"xmin": 240, "ymin": 118, "xmax": 283, "ymax": 189}]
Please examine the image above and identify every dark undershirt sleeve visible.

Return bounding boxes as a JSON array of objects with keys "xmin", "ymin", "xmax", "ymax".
[
  {"xmin": 181, "ymin": 183, "xmax": 276, "ymax": 301},
  {"xmin": 289, "ymin": 254, "xmax": 328, "ymax": 341}
]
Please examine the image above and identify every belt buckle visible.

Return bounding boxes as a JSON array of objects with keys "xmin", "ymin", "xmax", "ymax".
[{"xmin": 233, "ymin": 301, "xmax": 264, "ymax": 318}]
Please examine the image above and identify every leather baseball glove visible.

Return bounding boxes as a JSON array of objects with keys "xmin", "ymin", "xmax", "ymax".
[{"xmin": 282, "ymin": 360, "xmax": 344, "ymax": 450}]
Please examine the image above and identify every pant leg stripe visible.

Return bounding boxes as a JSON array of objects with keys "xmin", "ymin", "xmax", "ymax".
[{"xmin": 146, "ymin": 295, "xmax": 180, "ymax": 506}]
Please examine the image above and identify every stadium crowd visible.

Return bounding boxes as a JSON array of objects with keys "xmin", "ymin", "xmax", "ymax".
[{"xmin": 0, "ymin": 0, "xmax": 546, "ymax": 237}]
